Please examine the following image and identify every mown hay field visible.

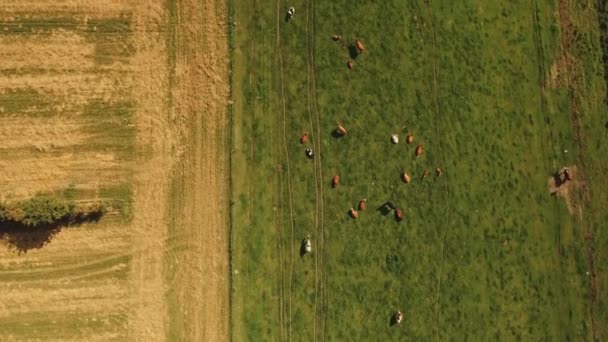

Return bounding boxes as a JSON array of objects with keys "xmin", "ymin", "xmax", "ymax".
[
  {"xmin": 231, "ymin": 0, "xmax": 608, "ymax": 340},
  {"xmin": 0, "ymin": 0, "xmax": 230, "ymax": 341}
]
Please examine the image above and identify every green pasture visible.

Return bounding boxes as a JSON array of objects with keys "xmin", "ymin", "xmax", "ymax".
[{"xmin": 231, "ymin": 0, "xmax": 608, "ymax": 340}]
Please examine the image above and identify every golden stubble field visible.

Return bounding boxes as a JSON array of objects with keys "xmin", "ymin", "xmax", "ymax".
[{"xmin": 0, "ymin": 0, "xmax": 229, "ymax": 340}]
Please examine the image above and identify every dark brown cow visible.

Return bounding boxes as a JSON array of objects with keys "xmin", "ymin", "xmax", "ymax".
[
  {"xmin": 358, "ymin": 198, "xmax": 367, "ymax": 211},
  {"xmin": 395, "ymin": 208, "xmax": 403, "ymax": 221}
]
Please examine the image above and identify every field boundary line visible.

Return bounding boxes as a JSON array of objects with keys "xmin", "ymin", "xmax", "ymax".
[{"xmin": 276, "ymin": 1, "xmax": 296, "ymax": 339}]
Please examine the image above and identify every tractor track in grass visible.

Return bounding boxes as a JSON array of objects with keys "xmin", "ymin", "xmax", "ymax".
[
  {"xmin": 245, "ymin": 0, "xmax": 289, "ymax": 339},
  {"xmin": 532, "ymin": 0, "xmax": 568, "ymax": 298},
  {"xmin": 423, "ymin": 4, "xmax": 452, "ymax": 340},
  {"xmin": 276, "ymin": 1, "xmax": 296, "ymax": 339},
  {"xmin": 552, "ymin": 1, "xmax": 599, "ymax": 338},
  {"xmin": 305, "ymin": 0, "xmax": 327, "ymax": 340}
]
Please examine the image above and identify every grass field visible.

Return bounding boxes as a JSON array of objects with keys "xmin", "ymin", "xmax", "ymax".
[
  {"xmin": 231, "ymin": 0, "xmax": 608, "ymax": 340},
  {"xmin": 0, "ymin": 0, "xmax": 230, "ymax": 340}
]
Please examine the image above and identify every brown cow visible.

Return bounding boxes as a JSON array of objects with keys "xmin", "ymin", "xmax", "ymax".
[
  {"xmin": 336, "ymin": 125, "xmax": 348, "ymax": 136},
  {"xmin": 347, "ymin": 60, "xmax": 354, "ymax": 70},
  {"xmin": 355, "ymin": 39, "xmax": 365, "ymax": 53},
  {"xmin": 406, "ymin": 133, "xmax": 414, "ymax": 144},
  {"xmin": 401, "ymin": 171, "xmax": 411, "ymax": 184},
  {"xmin": 415, "ymin": 144, "xmax": 423, "ymax": 157},
  {"xmin": 349, "ymin": 207, "xmax": 359, "ymax": 219},
  {"xmin": 395, "ymin": 208, "xmax": 403, "ymax": 221},
  {"xmin": 300, "ymin": 132, "xmax": 309, "ymax": 144},
  {"xmin": 332, "ymin": 175, "xmax": 340, "ymax": 188},
  {"xmin": 422, "ymin": 169, "xmax": 430, "ymax": 179},
  {"xmin": 358, "ymin": 198, "xmax": 367, "ymax": 211},
  {"xmin": 332, "ymin": 34, "xmax": 343, "ymax": 41}
]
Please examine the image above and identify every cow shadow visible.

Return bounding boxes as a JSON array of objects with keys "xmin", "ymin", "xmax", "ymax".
[
  {"xmin": 299, "ymin": 239, "xmax": 308, "ymax": 257},
  {"xmin": 377, "ymin": 201, "xmax": 395, "ymax": 216},
  {"xmin": 348, "ymin": 44, "xmax": 360, "ymax": 59}
]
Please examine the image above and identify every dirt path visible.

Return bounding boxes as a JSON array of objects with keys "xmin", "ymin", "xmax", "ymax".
[{"xmin": 167, "ymin": 0, "xmax": 231, "ymax": 340}]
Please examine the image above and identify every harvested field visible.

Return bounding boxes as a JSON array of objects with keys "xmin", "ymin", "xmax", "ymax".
[{"xmin": 0, "ymin": 0, "xmax": 230, "ymax": 341}]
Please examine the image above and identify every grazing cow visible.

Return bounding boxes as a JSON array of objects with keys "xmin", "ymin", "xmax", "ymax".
[
  {"xmin": 337, "ymin": 125, "xmax": 348, "ymax": 136},
  {"xmin": 401, "ymin": 171, "xmax": 411, "ymax": 184},
  {"xmin": 415, "ymin": 144, "xmax": 423, "ymax": 157},
  {"xmin": 435, "ymin": 167, "xmax": 442, "ymax": 176},
  {"xmin": 358, "ymin": 198, "xmax": 367, "ymax": 211},
  {"xmin": 347, "ymin": 60, "xmax": 354, "ymax": 70},
  {"xmin": 391, "ymin": 134, "xmax": 399, "ymax": 144},
  {"xmin": 349, "ymin": 207, "xmax": 359, "ymax": 219},
  {"xmin": 395, "ymin": 310, "xmax": 403, "ymax": 324},
  {"xmin": 300, "ymin": 132, "xmax": 309, "ymax": 144},
  {"xmin": 355, "ymin": 39, "xmax": 365, "ymax": 53},
  {"xmin": 395, "ymin": 208, "xmax": 403, "ymax": 221},
  {"xmin": 563, "ymin": 167, "xmax": 572, "ymax": 181},
  {"xmin": 332, "ymin": 34, "xmax": 342, "ymax": 41},
  {"xmin": 286, "ymin": 7, "xmax": 295, "ymax": 20},
  {"xmin": 422, "ymin": 169, "xmax": 430, "ymax": 179},
  {"xmin": 406, "ymin": 133, "xmax": 414, "ymax": 144},
  {"xmin": 332, "ymin": 175, "xmax": 340, "ymax": 188},
  {"xmin": 305, "ymin": 148, "xmax": 314, "ymax": 159},
  {"xmin": 304, "ymin": 235, "xmax": 312, "ymax": 253}
]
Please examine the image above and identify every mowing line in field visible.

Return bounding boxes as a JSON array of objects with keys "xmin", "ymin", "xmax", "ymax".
[
  {"xmin": 276, "ymin": 0, "xmax": 296, "ymax": 339},
  {"xmin": 304, "ymin": 1, "xmax": 321, "ymax": 340},
  {"xmin": 422, "ymin": 3, "xmax": 453, "ymax": 340},
  {"xmin": 532, "ymin": 2, "xmax": 571, "ymax": 313},
  {"xmin": 304, "ymin": 0, "xmax": 328, "ymax": 340}
]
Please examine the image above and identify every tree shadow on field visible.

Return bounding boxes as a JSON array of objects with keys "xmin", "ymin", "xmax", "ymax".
[{"xmin": 0, "ymin": 211, "xmax": 104, "ymax": 254}]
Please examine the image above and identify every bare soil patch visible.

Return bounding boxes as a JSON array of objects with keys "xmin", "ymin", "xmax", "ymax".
[{"xmin": 548, "ymin": 166, "xmax": 587, "ymax": 217}]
